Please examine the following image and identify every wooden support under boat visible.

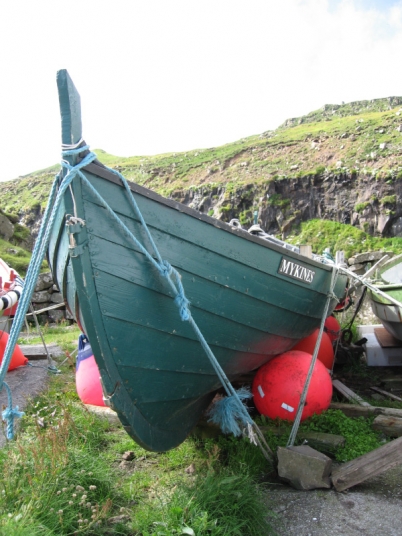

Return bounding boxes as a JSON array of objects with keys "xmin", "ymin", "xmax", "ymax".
[
  {"xmin": 331, "ymin": 436, "xmax": 402, "ymax": 492},
  {"xmin": 370, "ymin": 386, "xmax": 402, "ymax": 402},
  {"xmin": 372, "ymin": 415, "xmax": 402, "ymax": 437},
  {"xmin": 332, "ymin": 379, "xmax": 372, "ymax": 407},
  {"xmin": 329, "ymin": 402, "xmax": 402, "ymax": 418}
]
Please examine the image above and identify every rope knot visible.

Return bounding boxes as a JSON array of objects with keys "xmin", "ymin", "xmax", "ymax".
[
  {"xmin": 159, "ymin": 260, "xmax": 173, "ymax": 278},
  {"xmin": 327, "ymin": 291, "xmax": 338, "ymax": 301},
  {"xmin": 174, "ymin": 293, "xmax": 191, "ymax": 321},
  {"xmin": 2, "ymin": 405, "xmax": 25, "ymax": 440}
]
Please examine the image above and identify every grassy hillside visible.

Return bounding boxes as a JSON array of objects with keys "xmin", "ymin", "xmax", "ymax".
[{"xmin": 0, "ymin": 95, "xmax": 401, "ymax": 268}]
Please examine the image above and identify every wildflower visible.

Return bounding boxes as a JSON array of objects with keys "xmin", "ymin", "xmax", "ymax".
[
  {"xmin": 88, "ymin": 472, "xmax": 93, "ymax": 476},
  {"xmin": 86, "ymin": 502, "xmax": 91, "ymax": 508},
  {"xmin": 76, "ymin": 485, "xmax": 85, "ymax": 491},
  {"xmin": 69, "ymin": 501, "xmax": 73, "ymax": 505},
  {"xmin": 81, "ymin": 494, "xmax": 87, "ymax": 500},
  {"xmin": 56, "ymin": 491, "xmax": 61, "ymax": 495},
  {"xmin": 72, "ymin": 493, "xmax": 77, "ymax": 498},
  {"xmin": 58, "ymin": 510, "xmax": 63, "ymax": 515},
  {"xmin": 78, "ymin": 519, "xmax": 83, "ymax": 524},
  {"xmin": 62, "ymin": 487, "xmax": 68, "ymax": 492},
  {"xmin": 89, "ymin": 485, "xmax": 97, "ymax": 491}
]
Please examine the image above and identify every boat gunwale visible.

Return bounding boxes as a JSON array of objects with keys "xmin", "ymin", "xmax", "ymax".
[{"xmin": 81, "ymin": 159, "xmax": 337, "ymax": 273}]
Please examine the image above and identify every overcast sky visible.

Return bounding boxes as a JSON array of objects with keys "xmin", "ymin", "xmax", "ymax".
[{"xmin": 1, "ymin": 0, "xmax": 402, "ymax": 182}]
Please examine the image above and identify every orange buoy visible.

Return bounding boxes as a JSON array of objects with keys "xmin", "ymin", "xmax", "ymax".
[
  {"xmin": 252, "ymin": 350, "xmax": 332, "ymax": 422},
  {"xmin": 0, "ymin": 331, "xmax": 27, "ymax": 371},
  {"xmin": 75, "ymin": 335, "xmax": 105, "ymax": 407},
  {"xmin": 292, "ymin": 328, "xmax": 334, "ymax": 370},
  {"xmin": 324, "ymin": 315, "xmax": 341, "ymax": 343}
]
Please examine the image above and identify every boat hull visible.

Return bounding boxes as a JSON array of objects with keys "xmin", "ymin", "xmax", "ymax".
[
  {"xmin": 48, "ymin": 162, "xmax": 347, "ymax": 451},
  {"xmin": 369, "ymin": 286, "xmax": 402, "ymax": 341},
  {"xmin": 48, "ymin": 69, "xmax": 348, "ymax": 452}
]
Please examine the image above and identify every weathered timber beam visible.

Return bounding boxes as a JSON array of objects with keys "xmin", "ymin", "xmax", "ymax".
[
  {"xmin": 372, "ymin": 415, "xmax": 402, "ymax": 437},
  {"xmin": 260, "ymin": 427, "xmax": 345, "ymax": 454},
  {"xmin": 329, "ymin": 402, "xmax": 402, "ymax": 418},
  {"xmin": 331, "ymin": 436, "xmax": 402, "ymax": 491},
  {"xmin": 332, "ymin": 380, "xmax": 371, "ymax": 407},
  {"xmin": 370, "ymin": 386, "xmax": 402, "ymax": 402}
]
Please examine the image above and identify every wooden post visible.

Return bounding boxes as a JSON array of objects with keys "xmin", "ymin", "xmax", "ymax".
[{"xmin": 299, "ymin": 245, "xmax": 312, "ymax": 259}]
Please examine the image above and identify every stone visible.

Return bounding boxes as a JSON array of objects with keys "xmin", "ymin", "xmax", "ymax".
[
  {"xmin": 35, "ymin": 272, "xmax": 54, "ymax": 291},
  {"xmin": 48, "ymin": 309, "xmax": 65, "ymax": 323},
  {"xmin": 348, "ymin": 263, "xmax": 365, "ymax": 272},
  {"xmin": 277, "ymin": 445, "xmax": 332, "ymax": 490},
  {"xmin": 0, "ymin": 213, "xmax": 14, "ymax": 241},
  {"xmin": 50, "ymin": 292, "xmax": 64, "ymax": 304},
  {"xmin": 348, "ymin": 251, "xmax": 385, "ymax": 265},
  {"xmin": 122, "ymin": 451, "xmax": 135, "ymax": 461},
  {"xmin": 31, "ymin": 291, "xmax": 52, "ymax": 303}
]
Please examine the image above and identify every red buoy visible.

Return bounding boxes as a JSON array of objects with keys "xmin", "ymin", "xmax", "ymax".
[
  {"xmin": 0, "ymin": 331, "xmax": 27, "ymax": 371},
  {"xmin": 324, "ymin": 315, "xmax": 341, "ymax": 343},
  {"xmin": 292, "ymin": 328, "xmax": 334, "ymax": 370},
  {"xmin": 252, "ymin": 350, "xmax": 332, "ymax": 422}
]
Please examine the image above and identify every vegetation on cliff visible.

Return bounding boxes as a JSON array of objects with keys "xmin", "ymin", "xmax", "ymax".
[{"xmin": 0, "ymin": 95, "xmax": 401, "ymax": 266}]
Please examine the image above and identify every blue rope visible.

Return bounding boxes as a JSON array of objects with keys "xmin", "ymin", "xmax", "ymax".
[
  {"xmin": 0, "ymin": 142, "xmax": 269, "ymax": 455},
  {"xmin": 0, "ymin": 147, "xmax": 96, "ymax": 438},
  {"xmin": 2, "ymin": 382, "xmax": 24, "ymax": 440},
  {"xmin": 63, "ymin": 149, "xmax": 257, "ymax": 435}
]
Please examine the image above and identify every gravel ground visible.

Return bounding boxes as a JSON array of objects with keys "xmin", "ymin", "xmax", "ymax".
[
  {"xmin": 265, "ymin": 464, "xmax": 402, "ymax": 536},
  {"xmin": 0, "ymin": 360, "xmax": 50, "ymax": 447}
]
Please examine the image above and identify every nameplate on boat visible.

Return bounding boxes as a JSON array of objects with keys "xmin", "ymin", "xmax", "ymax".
[{"xmin": 278, "ymin": 257, "xmax": 315, "ymax": 284}]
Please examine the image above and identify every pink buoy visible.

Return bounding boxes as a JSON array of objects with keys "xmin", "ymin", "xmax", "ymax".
[
  {"xmin": 292, "ymin": 328, "xmax": 334, "ymax": 370},
  {"xmin": 76, "ymin": 335, "xmax": 105, "ymax": 406},
  {"xmin": 324, "ymin": 315, "xmax": 341, "ymax": 343},
  {"xmin": 252, "ymin": 350, "xmax": 332, "ymax": 422}
]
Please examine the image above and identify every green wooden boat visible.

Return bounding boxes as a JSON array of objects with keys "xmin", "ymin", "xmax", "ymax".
[
  {"xmin": 368, "ymin": 254, "xmax": 402, "ymax": 341},
  {"xmin": 48, "ymin": 70, "xmax": 348, "ymax": 452}
]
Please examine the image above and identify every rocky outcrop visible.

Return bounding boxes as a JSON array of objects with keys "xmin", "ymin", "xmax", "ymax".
[
  {"xmin": 0, "ymin": 212, "xmax": 14, "ymax": 241},
  {"xmin": 176, "ymin": 173, "xmax": 401, "ymax": 239}
]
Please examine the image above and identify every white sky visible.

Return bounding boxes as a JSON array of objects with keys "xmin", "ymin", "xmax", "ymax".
[{"xmin": 1, "ymin": 0, "xmax": 402, "ymax": 182}]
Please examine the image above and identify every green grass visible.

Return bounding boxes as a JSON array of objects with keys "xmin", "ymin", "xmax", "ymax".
[
  {"xmin": 0, "ymin": 238, "xmax": 34, "ymax": 277},
  {"xmin": 0, "ymin": 326, "xmax": 276, "ymax": 535},
  {"xmin": 285, "ymin": 219, "xmax": 402, "ymax": 258}
]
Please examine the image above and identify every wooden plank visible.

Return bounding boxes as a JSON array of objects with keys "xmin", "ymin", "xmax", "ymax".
[
  {"xmin": 382, "ymin": 377, "xmax": 402, "ymax": 391},
  {"xmin": 331, "ymin": 436, "xmax": 402, "ymax": 491},
  {"xmin": 374, "ymin": 327, "xmax": 402, "ymax": 348},
  {"xmin": 332, "ymin": 380, "xmax": 372, "ymax": 407},
  {"xmin": 260, "ymin": 426, "xmax": 344, "ymax": 455},
  {"xmin": 372, "ymin": 415, "xmax": 402, "ymax": 437},
  {"xmin": 370, "ymin": 386, "xmax": 402, "ymax": 402},
  {"xmin": 19, "ymin": 344, "xmax": 65, "ymax": 360},
  {"xmin": 330, "ymin": 402, "xmax": 402, "ymax": 418}
]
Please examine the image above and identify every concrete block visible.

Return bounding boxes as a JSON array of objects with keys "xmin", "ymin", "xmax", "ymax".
[{"xmin": 277, "ymin": 445, "xmax": 332, "ymax": 490}]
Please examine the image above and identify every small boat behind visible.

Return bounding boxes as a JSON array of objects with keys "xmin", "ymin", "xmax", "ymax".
[
  {"xmin": 48, "ymin": 70, "xmax": 348, "ymax": 452},
  {"xmin": 368, "ymin": 254, "xmax": 402, "ymax": 341}
]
